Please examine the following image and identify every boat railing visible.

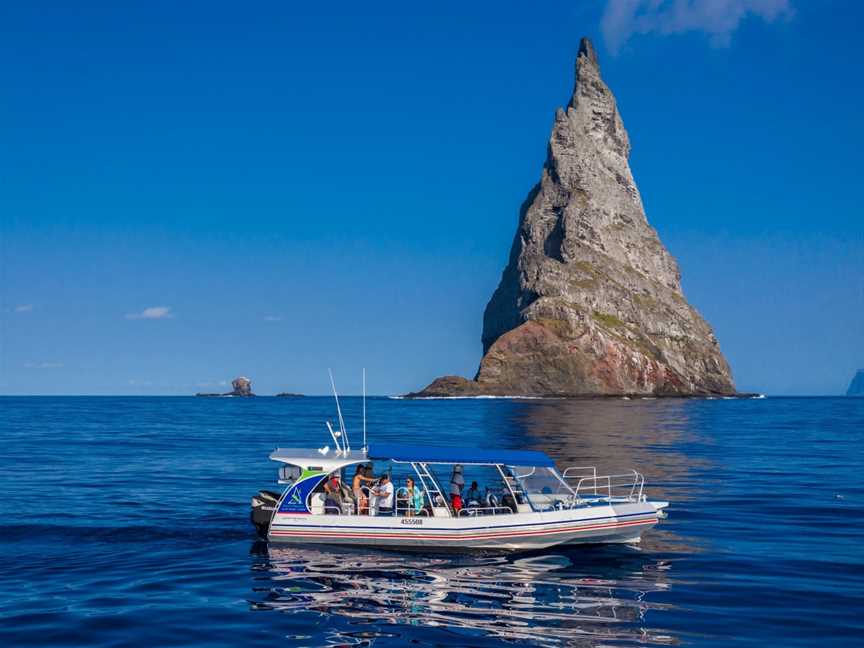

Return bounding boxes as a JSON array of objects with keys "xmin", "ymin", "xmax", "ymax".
[
  {"xmin": 457, "ymin": 506, "xmax": 514, "ymax": 517},
  {"xmin": 565, "ymin": 469, "xmax": 644, "ymax": 503},
  {"xmin": 356, "ymin": 485, "xmax": 372, "ymax": 515},
  {"xmin": 562, "ymin": 466, "xmax": 598, "ymax": 494},
  {"xmin": 394, "ymin": 487, "xmax": 430, "ymax": 517},
  {"xmin": 325, "ymin": 503, "xmax": 430, "ymax": 517}
]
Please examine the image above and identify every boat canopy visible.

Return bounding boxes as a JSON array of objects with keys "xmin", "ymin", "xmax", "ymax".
[
  {"xmin": 368, "ymin": 443, "xmax": 555, "ymax": 468},
  {"xmin": 269, "ymin": 447, "xmax": 368, "ymax": 472}
]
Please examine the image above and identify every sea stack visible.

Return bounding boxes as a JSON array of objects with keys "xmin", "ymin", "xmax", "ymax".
[
  {"xmin": 848, "ymin": 370, "xmax": 864, "ymax": 396},
  {"xmin": 413, "ymin": 38, "xmax": 734, "ymax": 397},
  {"xmin": 229, "ymin": 376, "xmax": 254, "ymax": 397},
  {"xmin": 195, "ymin": 375, "xmax": 255, "ymax": 397}
]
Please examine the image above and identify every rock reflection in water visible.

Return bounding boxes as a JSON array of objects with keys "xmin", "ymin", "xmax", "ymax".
[
  {"xmin": 488, "ymin": 400, "xmax": 702, "ymax": 485},
  {"xmin": 490, "ymin": 400, "xmax": 707, "ymax": 493},
  {"xmin": 251, "ymin": 544, "xmax": 676, "ymax": 646},
  {"xmin": 488, "ymin": 399, "xmax": 708, "ymax": 552}
]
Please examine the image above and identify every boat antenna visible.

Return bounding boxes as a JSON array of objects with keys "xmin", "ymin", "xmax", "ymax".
[
  {"xmin": 325, "ymin": 421, "xmax": 340, "ymax": 455},
  {"xmin": 328, "ymin": 369, "xmax": 349, "ymax": 453},
  {"xmin": 362, "ymin": 367, "xmax": 367, "ymax": 453}
]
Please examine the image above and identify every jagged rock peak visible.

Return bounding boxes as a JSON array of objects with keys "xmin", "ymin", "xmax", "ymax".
[
  {"xmin": 411, "ymin": 38, "xmax": 735, "ymax": 397},
  {"xmin": 577, "ymin": 36, "xmax": 598, "ymax": 67}
]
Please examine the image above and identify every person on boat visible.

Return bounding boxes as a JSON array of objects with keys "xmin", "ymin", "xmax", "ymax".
[
  {"xmin": 352, "ymin": 464, "xmax": 376, "ymax": 515},
  {"xmin": 449, "ymin": 465, "xmax": 465, "ymax": 512},
  {"xmin": 465, "ymin": 481, "xmax": 482, "ymax": 507},
  {"xmin": 323, "ymin": 473, "xmax": 343, "ymax": 515},
  {"xmin": 372, "ymin": 473, "xmax": 394, "ymax": 516},
  {"xmin": 403, "ymin": 477, "xmax": 424, "ymax": 516}
]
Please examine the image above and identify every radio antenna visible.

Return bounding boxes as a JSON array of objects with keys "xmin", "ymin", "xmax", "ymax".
[
  {"xmin": 362, "ymin": 368, "xmax": 367, "ymax": 452},
  {"xmin": 325, "ymin": 420, "xmax": 342, "ymax": 456},
  {"xmin": 328, "ymin": 369, "xmax": 349, "ymax": 453}
]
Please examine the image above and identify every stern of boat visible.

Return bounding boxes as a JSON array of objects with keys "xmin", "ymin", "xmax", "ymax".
[{"xmin": 251, "ymin": 490, "xmax": 280, "ymax": 538}]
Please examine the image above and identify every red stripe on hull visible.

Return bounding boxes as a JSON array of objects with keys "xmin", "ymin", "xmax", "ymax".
[{"xmin": 269, "ymin": 517, "xmax": 656, "ymax": 542}]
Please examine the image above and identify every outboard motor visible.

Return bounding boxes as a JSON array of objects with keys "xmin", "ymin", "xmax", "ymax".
[{"xmin": 250, "ymin": 490, "xmax": 280, "ymax": 537}]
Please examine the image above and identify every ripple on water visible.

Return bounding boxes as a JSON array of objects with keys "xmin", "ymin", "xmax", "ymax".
[
  {"xmin": 1, "ymin": 396, "xmax": 862, "ymax": 646},
  {"xmin": 249, "ymin": 544, "xmax": 678, "ymax": 646}
]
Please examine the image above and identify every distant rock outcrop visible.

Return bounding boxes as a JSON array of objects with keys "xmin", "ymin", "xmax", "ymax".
[
  {"xmin": 412, "ymin": 37, "xmax": 734, "ymax": 397},
  {"xmin": 848, "ymin": 370, "xmax": 864, "ymax": 396},
  {"xmin": 275, "ymin": 392, "xmax": 305, "ymax": 398},
  {"xmin": 195, "ymin": 376, "xmax": 255, "ymax": 397},
  {"xmin": 229, "ymin": 376, "xmax": 254, "ymax": 397}
]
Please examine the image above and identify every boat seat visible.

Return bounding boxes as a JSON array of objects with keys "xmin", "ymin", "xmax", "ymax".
[{"xmin": 309, "ymin": 492, "xmax": 326, "ymax": 515}]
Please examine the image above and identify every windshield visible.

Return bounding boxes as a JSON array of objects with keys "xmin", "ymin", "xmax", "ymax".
[{"xmin": 508, "ymin": 466, "xmax": 573, "ymax": 510}]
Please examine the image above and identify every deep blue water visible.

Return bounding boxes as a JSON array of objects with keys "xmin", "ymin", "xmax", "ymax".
[{"xmin": 1, "ymin": 396, "xmax": 862, "ymax": 646}]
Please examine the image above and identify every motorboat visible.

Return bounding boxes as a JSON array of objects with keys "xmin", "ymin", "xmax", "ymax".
[
  {"xmin": 250, "ymin": 373, "xmax": 668, "ymax": 552},
  {"xmin": 251, "ymin": 445, "xmax": 668, "ymax": 552}
]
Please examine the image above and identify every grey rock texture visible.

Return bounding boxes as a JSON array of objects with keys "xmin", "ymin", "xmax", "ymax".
[
  {"xmin": 230, "ymin": 376, "xmax": 254, "ymax": 397},
  {"xmin": 196, "ymin": 376, "xmax": 255, "ymax": 397},
  {"xmin": 414, "ymin": 37, "xmax": 734, "ymax": 397},
  {"xmin": 847, "ymin": 370, "xmax": 864, "ymax": 396}
]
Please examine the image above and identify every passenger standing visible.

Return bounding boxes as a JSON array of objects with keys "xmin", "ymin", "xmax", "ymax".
[
  {"xmin": 450, "ymin": 465, "xmax": 465, "ymax": 512},
  {"xmin": 352, "ymin": 465, "xmax": 376, "ymax": 515},
  {"xmin": 372, "ymin": 473, "xmax": 394, "ymax": 516}
]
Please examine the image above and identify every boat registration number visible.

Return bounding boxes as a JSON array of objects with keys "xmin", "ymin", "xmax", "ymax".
[{"xmin": 400, "ymin": 518, "xmax": 423, "ymax": 526}]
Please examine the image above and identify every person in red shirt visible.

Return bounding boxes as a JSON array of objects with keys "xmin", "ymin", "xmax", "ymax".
[
  {"xmin": 324, "ymin": 473, "xmax": 343, "ymax": 514},
  {"xmin": 449, "ymin": 464, "xmax": 465, "ymax": 512}
]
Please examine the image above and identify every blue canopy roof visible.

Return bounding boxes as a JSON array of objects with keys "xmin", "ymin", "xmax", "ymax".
[{"xmin": 368, "ymin": 443, "xmax": 555, "ymax": 467}]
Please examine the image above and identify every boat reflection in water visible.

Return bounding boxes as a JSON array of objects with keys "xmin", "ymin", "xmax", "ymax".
[
  {"xmin": 251, "ymin": 543, "xmax": 677, "ymax": 646},
  {"xmin": 249, "ymin": 399, "xmax": 704, "ymax": 645}
]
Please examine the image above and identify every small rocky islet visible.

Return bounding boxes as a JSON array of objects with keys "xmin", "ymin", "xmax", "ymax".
[
  {"xmin": 411, "ymin": 38, "xmax": 736, "ymax": 398},
  {"xmin": 195, "ymin": 376, "xmax": 305, "ymax": 397},
  {"xmin": 195, "ymin": 376, "xmax": 255, "ymax": 397}
]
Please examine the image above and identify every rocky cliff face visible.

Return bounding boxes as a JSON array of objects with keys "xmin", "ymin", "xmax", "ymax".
[
  {"xmin": 230, "ymin": 376, "xmax": 254, "ymax": 397},
  {"xmin": 414, "ymin": 38, "xmax": 734, "ymax": 397},
  {"xmin": 848, "ymin": 370, "xmax": 864, "ymax": 396}
]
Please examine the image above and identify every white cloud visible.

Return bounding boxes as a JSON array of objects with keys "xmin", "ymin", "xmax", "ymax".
[
  {"xmin": 24, "ymin": 361, "xmax": 64, "ymax": 369},
  {"xmin": 601, "ymin": 0, "xmax": 793, "ymax": 54},
  {"xmin": 126, "ymin": 306, "xmax": 173, "ymax": 320},
  {"xmin": 14, "ymin": 304, "xmax": 34, "ymax": 313},
  {"xmin": 263, "ymin": 315, "xmax": 283, "ymax": 322}
]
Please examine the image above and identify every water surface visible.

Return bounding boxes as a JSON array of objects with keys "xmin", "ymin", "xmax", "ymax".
[{"xmin": 1, "ymin": 396, "xmax": 862, "ymax": 646}]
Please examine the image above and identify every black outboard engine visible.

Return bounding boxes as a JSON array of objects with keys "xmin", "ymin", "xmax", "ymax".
[{"xmin": 250, "ymin": 490, "xmax": 280, "ymax": 537}]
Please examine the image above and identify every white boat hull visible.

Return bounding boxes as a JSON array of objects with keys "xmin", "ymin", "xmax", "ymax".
[{"xmin": 267, "ymin": 502, "xmax": 660, "ymax": 552}]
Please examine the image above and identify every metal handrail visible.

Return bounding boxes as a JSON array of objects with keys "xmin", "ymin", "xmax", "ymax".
[
  {"xmin": 570, "ymin": 470, "xmax": 644, "ymax": 502},
  {"xmin": 457, "ymin": 506, "xmax": 514, "ymax": 517},
  {"xmin": 394, "ymin": 486, "xmax": 427, "ymax": 517},
  {"xmin": 352, "ymin": 485, "xmax": 372, "ymax": 515},
  {"xmin": 562, "ymin": 466, "xmax": 598, "ymax": 495},
  {"xmin": 562, "ymin": 466, "xmax": 597, "ymax": 479}
]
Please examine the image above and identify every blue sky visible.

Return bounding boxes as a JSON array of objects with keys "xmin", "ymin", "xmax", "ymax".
[{"xmin": 1, "ymin": 1, "xmax": 862, "ymax": 396}]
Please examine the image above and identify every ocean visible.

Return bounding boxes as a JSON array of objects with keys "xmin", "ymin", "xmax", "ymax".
[{"xmin": 1, "ymin": 396, "xmax": 862, "ymax": 646}]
